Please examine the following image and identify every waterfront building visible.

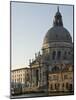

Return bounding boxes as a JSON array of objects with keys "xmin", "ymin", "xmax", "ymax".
[
  {"xmin": 29, "ymin": 7, "xmax": 74, "ymax": 95},
  {"xmin": 11, "ymin": 67, "xmax": 31, "ymax": 94},
  {"xmin": 11, "ymin": 6, "xmax": 74, "ymax": 96}
]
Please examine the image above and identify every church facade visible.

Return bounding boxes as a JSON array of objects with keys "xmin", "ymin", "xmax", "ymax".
[{"xmin": 29, "ymin": 7, "xmax": 74, "ymax": 95}]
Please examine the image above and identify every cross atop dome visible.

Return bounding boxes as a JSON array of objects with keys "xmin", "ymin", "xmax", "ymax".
[{"xmin": 57, "ymin": 6, "xmax": 59, "ymax": 12}]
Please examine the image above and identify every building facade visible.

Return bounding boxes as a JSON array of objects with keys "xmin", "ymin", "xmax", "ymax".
[
  {"xmin": 48, "ymin": 64, "xmax": 73, "ymax": 95},
  {"xmin": 11, "ymin": 7, "xmax": 74, "ymax": 96},
  {"xmin": 29, "ymin": 7, "xmax": 74, "ymax": 95},
  {"xmin": 11, "ymin": 68, "xmax": 31, "ymax": 94}
]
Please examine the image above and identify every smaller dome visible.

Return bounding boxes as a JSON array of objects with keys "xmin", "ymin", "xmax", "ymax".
[{"xmin": 53, "ymin": 6, "xmax": 63, "ymax": 26}]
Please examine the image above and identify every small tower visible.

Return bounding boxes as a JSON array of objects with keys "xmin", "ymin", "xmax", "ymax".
[{"xmin": 53, "ymin": 6, "xmax": 63, "ymax": 26}]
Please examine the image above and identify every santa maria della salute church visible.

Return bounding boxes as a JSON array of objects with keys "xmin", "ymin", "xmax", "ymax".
[
  {"xmin": 29, "ymin": 6, "xmax": 74, "ymax": 95},
  {"xmin": 11, "ymin": 6, "xmax": 74, "ymax": 96}
]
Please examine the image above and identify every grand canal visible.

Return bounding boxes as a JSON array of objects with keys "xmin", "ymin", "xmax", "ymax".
[{"xmin": 11, "ymin": 92, "xmax": 48, "ymax": 98}]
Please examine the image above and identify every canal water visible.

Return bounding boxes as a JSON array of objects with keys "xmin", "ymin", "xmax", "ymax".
[{"xmin": 11, "ymin": 93, "xmax": 48, "ymax": 99}]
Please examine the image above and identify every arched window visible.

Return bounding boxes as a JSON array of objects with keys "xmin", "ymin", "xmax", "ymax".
[
  {"xmin": 69, "ymin": 84, "xmax": 73, "ymax": 91},
  {"xmin": 66, "ymin": 82, "xmax": 69, "ymax": 90},
  {"xmin": 36, "ymin": 70, "xmax": 39, "ymax": 86},
  {"xmin": 55, "ymin": 84, "xmax": 56, "ymax": 89},
  {"xmin": 57, "ymin": 51, "xmax": 61, "ymax": 59},
  {"xmin": 52, "ymin": 51, "xmax": 56, "ymax": 60},
  {"xmin": 55, "ymin": 83, "xmax": 60, "ymax": 90},
  {"xmin": 64, "ymin": 51, "xmax": 67, "ymax": 59},
  {"xmin": 50, "ymin": 84, "xmax": 53, "ymax": 90},
  {"xmin": 62, "ymin": 83, "xmax": 64, "ymax": 88}
]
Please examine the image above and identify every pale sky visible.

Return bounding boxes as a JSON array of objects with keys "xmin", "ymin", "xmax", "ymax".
[{"xmin": 11, "ymin": 2, "xmax": 73, "ymax": 70}]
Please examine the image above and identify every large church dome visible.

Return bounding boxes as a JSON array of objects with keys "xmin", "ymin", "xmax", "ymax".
[
  {"xmin": 43, "ymin": 26, "xmax": 72, "ymax": 44},
  {"xmin": 43, "ymin": 7, "xmax": 72, "ymax": 45}
]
